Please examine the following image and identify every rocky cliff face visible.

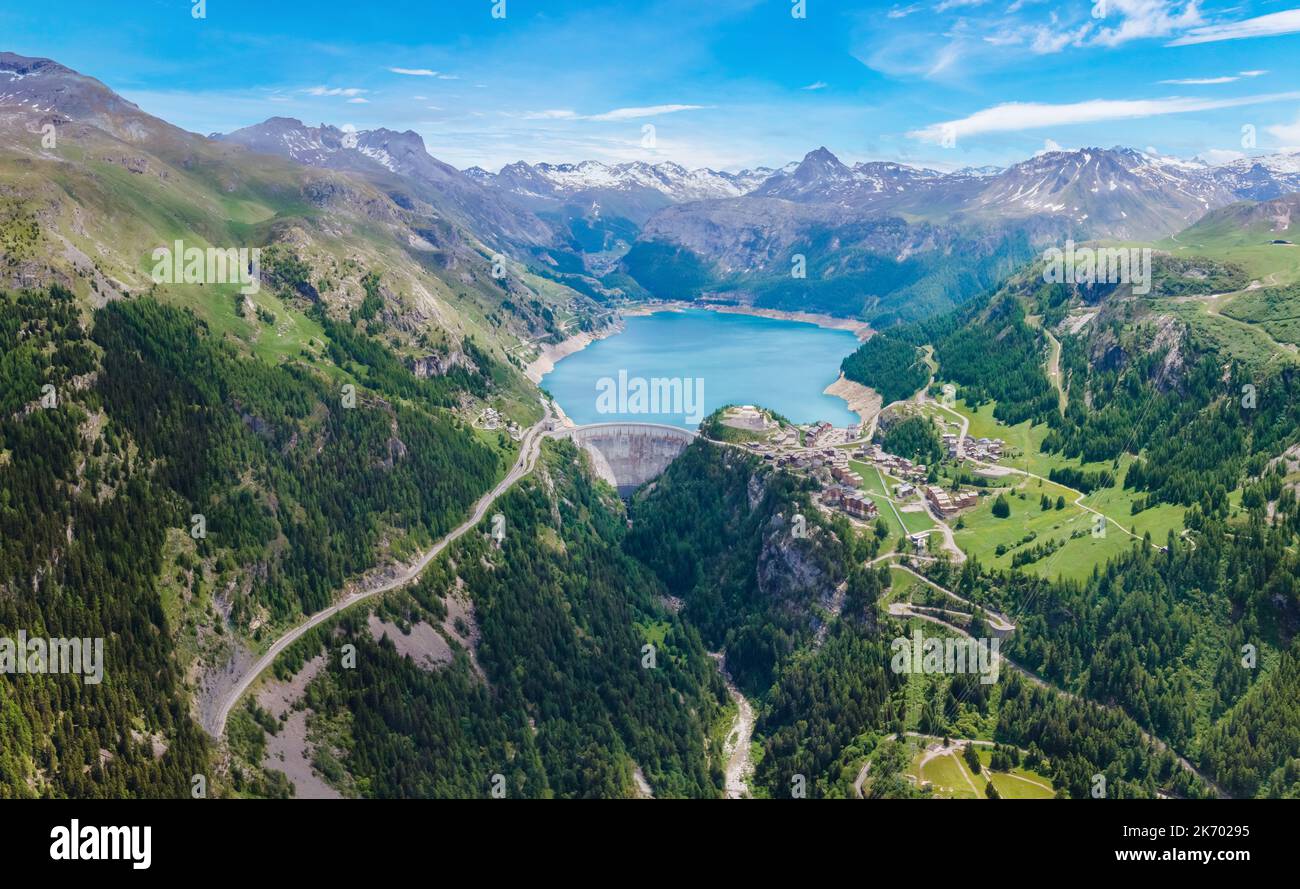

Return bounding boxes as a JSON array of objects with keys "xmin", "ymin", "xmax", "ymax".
[
  {"xmin": 410, "ymin": 350, "xmax": 473, "ymax": 378},
  {"xmin": 757, "ymin": 511, "xmax": 839, "ymax": 613}
]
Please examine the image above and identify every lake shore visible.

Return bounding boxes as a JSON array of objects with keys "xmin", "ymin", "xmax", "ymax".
[
  {"xmin": 625, "ymin": 300, "xmax": 873, "ymax": 341},
  {"xmin": 524, "ymin": 320, "xmax": 624, "ymax": 384},
  {"xmin": 823, "ymin": 373, "xmax": 883, "ymax": 432}
]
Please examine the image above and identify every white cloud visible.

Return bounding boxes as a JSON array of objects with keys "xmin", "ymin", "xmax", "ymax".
[
  {"xmin": 304, "ymin": 86, "xmax": 367, "ymax": 97},
  {"xmin": 587, "ymin": 104, "xmax": 709, "ymax": 121},
  {"xmin": 1239, "ymin": 70, "xmax": 1269, "ymax": 78},
  {"xmin": 911, "ymin": 91, "xmax": 1300, "ymax": 142},
  {"xmin": 347, "ymin": 97, "xmax": 369, "ymax": 104},
  {"xmin": 1168, "ymin": 9, "xmax": 1300, "ymax": 46},
  {"xmin": 1089, "ymin": 0, "xmax": 1203, "ymax": 47},
  {"xmin": 994, "ymin": 1, "xmax": 1207, "ymax": 57},
  {"xmin": 888, "ymin": 4, "xmax": 922, "ymax": 18},
  {"xmin": 1159, "ymin": 76, "xmax": 1239, "ymax": 85},
  {"xmin": 1266, "ymin": 114, "xmax": 1300, "ymax": 150},
  {"xmin": 519, "ymin": 109, "xmax": 581, "ymax": 120},
  {"xmin": 387, "ymin": 67, "xmax": 458, "ymax": 80},
  {"xmin": 1199, "ymin": 148, "xmax": 1245, "ymax": 165},
  {"xmin": 510, "ymin": 105, "xmax": 709, "ymax": 123},
  {"xmin": 801, "ymin": 81, "xmax": 829, "ymax": 90},
  {"xmin": 1031, "ymin": 23, "xmax": 1093, "ymax": 54}
]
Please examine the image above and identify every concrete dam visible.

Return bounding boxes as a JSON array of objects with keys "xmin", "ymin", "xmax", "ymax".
[{"xmin": 556, "ymin": 422, "xmax": 696, "ymax": 496}]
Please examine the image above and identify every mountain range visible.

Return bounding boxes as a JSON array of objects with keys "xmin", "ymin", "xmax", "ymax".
[
  {"xmin": 199, "ymin": 92, "xmax": 1300, "ymax": 321},
  {"xmin": 466, "ymin": 159, "xmax": 774, "ymax": 207},
  {"xmin": 462, "ymin": 141, "xmax": 1300, "ymax": 320},
  {"xmin": 469, "ymin": 142, "xmax": 1300, "ymax": 237},
  {"xmin": 4, "ymin": 49, "xmax": 1300, "ymax": 329}
]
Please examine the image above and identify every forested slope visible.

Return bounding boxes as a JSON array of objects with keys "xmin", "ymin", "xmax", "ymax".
[
  {"xmin": 0, "ymin": 287, "xmax": 209, "ymax": 796},
  {"xmin": 0, "ymin": 285, "xmax": 504, "ymax": 796},
  {"xmin": 839, "ymin": 333, "xmax": 929, "ymax": 405},
  {"xmin": 253, "ymin": 440, "xmax": 728, "ymax": 798},
  {"xmin": 92, "ymin": 297, "xmax": 499, "ymax": 623}
]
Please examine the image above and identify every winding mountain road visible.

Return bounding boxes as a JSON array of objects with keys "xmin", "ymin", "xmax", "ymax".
[
  {"xmin": 879, "ymin": 564, "xmax": 1227, "ymax": 798},
  {"xmin": 205, "ymin": 401, "xmax": 554, "ymax": 738},
  {"xmin": 877, "ymin": 557, "xmax": 1015, "ymax": 633},
  {"xmin": 863, "ymin": 358, "xmax": 1221, "ymax": 797}
]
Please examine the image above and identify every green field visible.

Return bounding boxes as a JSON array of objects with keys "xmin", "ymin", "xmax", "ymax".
[
  {"xmin": 1159, "ymin": 296, "xmax": 1299, "ymax": 369},
  {"xmin": 975, "ymin": 748, "xmax": 1055, "ymax": 799},
  {"xmin": 1083, "ymin": 455, "xmax": 1186, "ymax": 540},
  {"xmin": 924, "ymin": 399, "xmax": 1185, "ymax": 580},
  {"xmin": 885, "ymin": 566, "xmax": 920, "ymax": 604},
  {"xmin": 954, "ymin": 478, "xmax": 1135, "ymax": 582},
  {"xmin": 1148, "ymin": 213, "xmax": 1300, "ymax": 367},
  {"xmin": 849, "ymin": 460, "xmax": 936, "ymax": 539},
  {"xmin": 907, "ymin": 742, "xmax": 1055, "ymax": 799},
  {"xmin": 162, "ymin": 281, "xmax": 330, "ymax": 367},
  {"xmin": 1159, "ymin": 217, "xmax": 1300, "ymax": 288},
  {"xmin": 1217, "ymin": 284, "xmax": 1300, "ymax": 348},
  {"xmin": 987, "ymin": 771, "xmax": 1054, "ymax": 799},
  {"xmin": 917, "ymin": 749, "xmax": 981, "ymax": 798}
]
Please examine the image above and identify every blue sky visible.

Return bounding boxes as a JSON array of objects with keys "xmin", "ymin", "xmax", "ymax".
[{"xmin": 4, "ymin": 0, "xmax": 1299, "ymax": 171}]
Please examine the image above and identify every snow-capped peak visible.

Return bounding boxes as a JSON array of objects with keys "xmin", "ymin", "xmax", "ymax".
[{"xmin": 472, "ymin": 159, "xmax": 775, "ymax": 201}]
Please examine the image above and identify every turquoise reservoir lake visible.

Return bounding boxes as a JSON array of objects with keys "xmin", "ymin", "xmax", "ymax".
[{"xmin": 540, "ymin": 309, "xmax": 862, "ymax": 428}]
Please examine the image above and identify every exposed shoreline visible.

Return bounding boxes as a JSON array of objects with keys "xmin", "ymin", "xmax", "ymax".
[
  {"xmin": 624, "ymin": 300, "xmax": 873, "ymax": 341},
  {"xmin": 524, "ymin": 320, "xmax": 624, "ymax": 384},
  {"xmin": 823, "ymin": 373, "xmax": 883, "ymax": 432}
]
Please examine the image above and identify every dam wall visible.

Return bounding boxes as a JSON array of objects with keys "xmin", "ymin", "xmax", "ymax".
[{"xmin": 556, "ymin": 422, "xmax": 696, "ymax": 495}]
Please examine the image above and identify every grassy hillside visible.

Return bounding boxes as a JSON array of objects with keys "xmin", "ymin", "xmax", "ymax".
[{"xmin": 0, "ymin": 116, "xmax": 597, "ymax": 429}]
